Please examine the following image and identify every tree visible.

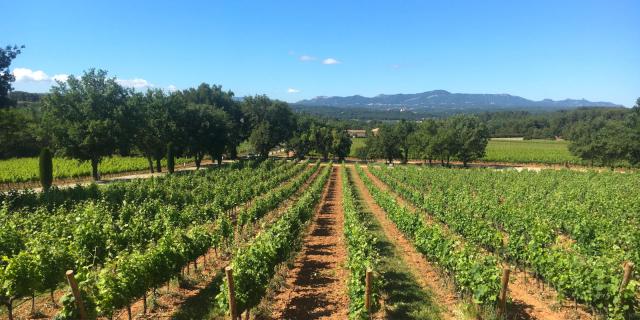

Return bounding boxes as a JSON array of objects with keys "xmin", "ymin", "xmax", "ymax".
[
  {"xmin": 179, "ymin": 84, "xmax": 244, "ymax": 159},
  {"xmin": 367, "ymin": 125, "xmax": 401, "ymax": 163},
  {"xmin": 628, "ymin": 97, "xmax": 640, "ymax": 165},
  {"xmin": 287, "ymin": 115, "xmax": 315, "ymax": 160},
  {"xmin": 568, "ymin": 117, "xmax": 631, "ymax": 167},
  {"xmin": 39, "ymin": 148, "xmax": 53, "ymax": 191},
  {"xmin": 331, "ymin": 129, "xmax": 352, "ymax": 161},
  {"xmin": 450, "ymin": 115, "xmax": 489, "ymax": 167},
  {"xmin": 287, "ymin": 132, "xmax": 312, "ymax": 160},
  {"xmin": 130, "ymin": 89, "xmax": 182, "ymax": 173},
  {"xmin": 0, "ymin": 108, "xmax": 41, "ymax": 158},
  {"xmin": 310, "ymin": 125, "xmax": 333, "ymax": 161},
  {"xmin": 0, "ymin": 45, "xmax": 24, "ymax": 108},
  {"xmin": 431, "ymin": 124, "xmax": 457, "ymax": 166},
  {"xmin": 181, "ymin": 104, "xmax": 229, "ymax": 168},
  {"xmin": 242, "ymin": 95, "xmax": 295, "ymax": 160},
  {"xmin": 410, "ymin": 119, "xmax": 439, "ymax": 164},
  {"xmin": 395, "ymin": 120, "xmax": 415, "ymax": 164},
  {"xmin": 42, "ymin": 69, "xmax": 131, "ymax": 180}
]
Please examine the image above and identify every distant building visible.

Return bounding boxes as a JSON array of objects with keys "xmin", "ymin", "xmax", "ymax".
[
  {"xmin": 347, "ymin": 129, "xmax": 367, "ymax": 138},
  {"xmin": 371, "ymin": 128, "xmax": 380, "ymax": 136}
]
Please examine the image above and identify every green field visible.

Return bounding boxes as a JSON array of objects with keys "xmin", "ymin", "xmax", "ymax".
[
  {"xmin": 0, "ymin": 156, "xmax": 192, "ymax": 184},
  {"xmin": 349, "ymin": 137, "xmax": 367, "ymax": 157},
  {"xmin": 483, "ymin": 138, "xmax": 580, "ymax": 164},
  {"xmin": 349, "ymin": 137, "xmax": 582, "ymax": 164}
]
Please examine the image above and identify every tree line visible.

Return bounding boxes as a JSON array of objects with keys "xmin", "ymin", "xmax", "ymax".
[
  {"xmin": 357, "ymin": 116, "xmax": 490, "ymax": 166},
  {"xmin": 1, "ymin": 68, "xmax": 351, "ymax": 180},
  {"xmin": 566, "ymin": 98, "xmax": 640, "ymax": 167}
]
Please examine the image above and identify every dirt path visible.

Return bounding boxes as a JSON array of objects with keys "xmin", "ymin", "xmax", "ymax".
[
  {"xmin": 268, "ymin": 166, "xmax": 349, "ymax": 320},
  {"xmin": 364, "ymin": 166, "xmax": 591, "ymax": 320},
  {"xmin": 349, "ymin": 166, "xmax": 463, "ymax": 320}
]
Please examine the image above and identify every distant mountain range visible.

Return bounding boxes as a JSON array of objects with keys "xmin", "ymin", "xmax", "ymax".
[{"xmin": 296, "ymin": 90, "xmax": 620, "ymax": 110}]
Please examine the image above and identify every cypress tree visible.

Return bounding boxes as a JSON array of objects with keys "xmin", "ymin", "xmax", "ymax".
[
  {"xmin": 39, "ymin": 148, "xmax": 53, "ymax": 191},
  {"xmin": 167, "ymin": 143, "xmax": 175, "ymax": 174}
]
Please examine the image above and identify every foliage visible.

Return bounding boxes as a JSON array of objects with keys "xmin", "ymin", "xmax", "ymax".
[
  {"xmin": 42, "ymin": 69, "xmax": 133, "ymax": 180},
  {"xmin": 0, "ymin": 45, "xmax": 24, "ymax": 108},
  {"xmin": 356, "ymin": 165, "xmax": 501, "ymax": 305},
  {"xmin": 243, "ymin": 95, "xmax": 295, "ymax": 159},
  {"xmin": 0, "ymin": 156, "xmax": 191, "ymax": 184},
  {"xmin": 0, "ymin": 106, "xmax": 41, "ymax": 158},
  {"xmin": 181, "ymin": 104, "xmax": 230, "ymax": 167},
  {"xmin": 372, "ymin": 165, "xmax": 640, "ymax": 317},
  {"xmin": 216, "ymin": 165, "xmax": 331, "ymax": 313},
  {"xmin": 0, "ymin": 160, "xmax": 302, "ymax": 318},
  {"xmin": 39, "ymin": 148, "xmax": 53, "ymax": 191},
  {"xmin": 341, "ymin": 165, "xmax": 379, "ymax": 319}
]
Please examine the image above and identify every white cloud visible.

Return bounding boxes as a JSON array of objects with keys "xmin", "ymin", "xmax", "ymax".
[
  {"xmin": 12, "ymin": 68, "xmax": 70, "ymax": 85},
  {"xmin": 13, "ymin": 68, "xmax": 51, "ymax": 81},
  {"xmin": 287, "ymin": 88, "xmax": 301, "ymax": 93},
  {"xmin": 52, "ymin": 74, "xmax": 69, "ymax": 82},
  {"xmin": 167, "ymin": 84, "xmax": 178, "ymax": 92},
  {"xmin": 322, "ymin": 58, "xmax": 340, "ymax": 65},
  {"xmin": 299, "ymin": 55, "xmax": 316, "ymax": 61},
  {"xmin": 116, "ymin": 78, "xmax": 153, "ymax": 89}
]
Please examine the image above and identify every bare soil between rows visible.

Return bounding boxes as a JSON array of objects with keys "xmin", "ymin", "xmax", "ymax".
[{"xmin": 267, "ymin": 166, "xmax": 349, "ymax": 320}]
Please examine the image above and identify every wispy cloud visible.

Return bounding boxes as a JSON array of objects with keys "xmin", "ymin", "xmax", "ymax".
[
  {"xmin": 322, "ymin": 58, "xmax": 340, "ymax": 65},
  {"xmin": 299, "ymin": 55, "xmax": 316, "ymax": 61},
  {"xmin": 13, "ymin": 68, "xmax": 68, "ymax": 83},
  {"xmin": 167, "ymin": 84, "xmax": 178, "ymax": 92},
  {"xmin": 287, "ymin": 88, "xmax": 301, "ymax": 93}
]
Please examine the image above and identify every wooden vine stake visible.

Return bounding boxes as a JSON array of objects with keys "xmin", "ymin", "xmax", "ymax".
[
  {"xmin": 225, "ymin": 266, "xmax": 238, "ymax": 320},
  {"xmin": 497, "ymin": 267, "xmax": 511, "ymax": 319},
  {"xmin": 65, "ymin": 270, "xmax": 88, "ymax": 320},
  {"xmin": 365, "ymin": 268, "xmax": 373, "ymax": 315},
  {"xmin": 619, "ymin": 262, "xmax": 634, "ymax": 293}
]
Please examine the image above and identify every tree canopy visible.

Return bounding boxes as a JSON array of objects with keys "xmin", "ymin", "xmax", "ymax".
[
  {"xmin": 42, "ymin": 69, "xmax": 132, "ymax": 180},
  {"xmin": 0, "ymin": 45, "xmax": 24, "ymax": 108}
]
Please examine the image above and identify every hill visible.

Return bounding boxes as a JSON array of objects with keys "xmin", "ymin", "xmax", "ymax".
[{"xmin": 296, "ymin": 90, "xmax": 620, "ymax": 111}]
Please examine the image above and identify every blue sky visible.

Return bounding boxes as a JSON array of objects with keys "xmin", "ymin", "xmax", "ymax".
[{"xmin": 2, "ymin": 0, "xmax": 639, "ymax": 105}]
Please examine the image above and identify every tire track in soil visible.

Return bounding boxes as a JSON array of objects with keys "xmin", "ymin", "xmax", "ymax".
[
  {"xmin": 268, "ymin": 166, "xmax": 349, "ymax": 320},
  {"xmin": 349, "ymin": 166, "xmax": 463, "ymax": 320},
  {"xmin": 364, "ymin": 166, "xmax": 590, "ymax": 320}
]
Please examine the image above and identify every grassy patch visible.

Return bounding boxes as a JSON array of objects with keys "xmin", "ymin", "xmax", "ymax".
[
  {"xmin": 350, "ymin": 180, "xmax": 442, "ymax": 320},
  {"xmin": 349, "ymin": 137, "xmax": 367, "ymax": 157}
]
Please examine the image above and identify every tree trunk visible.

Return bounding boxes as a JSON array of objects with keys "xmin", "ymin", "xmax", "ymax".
[
  {"xmin": 147, "ymin": 156, "xmax": 154, "ymax": 173},
  {"xmin": 229, "ymin": 147, "xmax": 238, "ymax": 160},
  {"xmin": 402, "ymin": 149, "xmax": 409, "ymax": 164},
  {"xmin": 195, "ymin": 155, "xmax": 202, "ymax": 169},
  {"xmin": 50, "ymin": 290, "xmax": 55, "ymax": 305},
  {"xmin": 216, "ymin": 155, "xmax": 223, "ymax": 166},
  {"xmin": 91, "ymin": 158, "xmax": 100, "ymax": 181},
  {"xmin": 6, "ymin": 300, "xmax": 13, "ymax": 320},
  {"xmin": 155, "ymin": 158, "xmax": 162, "ymax": 173},
  {"xmin": 323, "ymin": 152, "xmax": 329, "ymax": 162}
]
